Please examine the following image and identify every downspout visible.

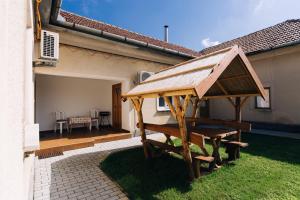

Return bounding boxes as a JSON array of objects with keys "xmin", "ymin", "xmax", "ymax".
[{"xmin": 49, "ymin": 0, "xmax": 195, "ymax": 59}]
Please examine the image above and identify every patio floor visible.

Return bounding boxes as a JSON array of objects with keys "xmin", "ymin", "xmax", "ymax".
[
  {"xmin": 36, "ymin": 127, "xmax": 132, "ymax": 157},
  {"xmin": 34, "ymin": 133, "xmax": 164, "ymax": 200}
]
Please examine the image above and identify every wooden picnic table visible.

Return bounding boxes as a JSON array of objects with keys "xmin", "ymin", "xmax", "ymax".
[
  {"xmin": 141, "ymin": 123, "xmax": 242, "ymax": 173},
  {"xmin": 191, "ymin": 127, "xmax": 238, "ymax": 167}
]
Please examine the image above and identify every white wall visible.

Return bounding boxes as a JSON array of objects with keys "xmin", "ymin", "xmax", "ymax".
[
  {"xmin": 36, "ymin": 74, "xmax": 118, "ymax": 131},
  {"xmin": 0, "ymin": 0, "xmax": 36, "ymax": 200}
]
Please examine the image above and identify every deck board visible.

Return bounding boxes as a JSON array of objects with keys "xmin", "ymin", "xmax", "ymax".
[{"xmin": 36, "ymin": 128, "xmax": 131, "ymax": 156}]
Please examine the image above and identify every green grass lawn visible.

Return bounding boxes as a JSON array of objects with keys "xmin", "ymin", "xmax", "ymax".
[{"xmin": 100, "ymin": 134, "xmax": 300, "ymax": 200}]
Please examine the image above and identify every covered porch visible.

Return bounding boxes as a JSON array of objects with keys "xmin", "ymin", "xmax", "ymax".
[{"xmin": 34, "ymin": 73, "xmax": 131, "ymax": 157}]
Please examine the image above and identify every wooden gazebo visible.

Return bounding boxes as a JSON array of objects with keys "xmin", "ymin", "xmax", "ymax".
[{"xmin": 122, "ymin": 46, "xmax": 266, "ymax": 180}]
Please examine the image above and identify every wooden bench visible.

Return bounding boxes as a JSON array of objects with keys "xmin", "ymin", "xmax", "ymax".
[
  {"xmin": 222, "ymin": 140, "xmax": 249, "ymax": 161},
  {"xmin": 191, "ymin": 152, "xmax": 214, "ymax": 178},
  {"xmin": 145, "ymin": 138, "xmax": 214, "ymax": 178},
  {"xmin": 144, "ymin": 139, "xmax": 183, "ymax": 157}
]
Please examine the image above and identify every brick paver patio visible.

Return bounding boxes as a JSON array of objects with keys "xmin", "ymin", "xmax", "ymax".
[{"xmin": 34, "ymin": 133, "xmax": 164, "ymax": 200}]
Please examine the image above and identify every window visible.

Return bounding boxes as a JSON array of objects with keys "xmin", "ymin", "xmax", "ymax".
[
  {"xmin": 255, "ymin": 87, "xmax": 271, "ymax": 109},
  {"xmin": 156, "ymin": 97, "xmax": 172, "ymax": 111}
]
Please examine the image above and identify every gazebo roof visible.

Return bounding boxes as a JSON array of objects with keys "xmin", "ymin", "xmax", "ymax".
[{"xmin": 123, "ymin": 45, "xmax": 266, "ymax": 100}]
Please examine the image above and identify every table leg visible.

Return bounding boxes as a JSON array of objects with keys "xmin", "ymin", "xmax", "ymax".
[{"xmin": 209, "ymin": 138, "xmax": 222, "ymax": 170}]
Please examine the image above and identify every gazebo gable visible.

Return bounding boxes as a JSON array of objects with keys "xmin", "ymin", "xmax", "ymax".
[
  {"xmin": 196, "ymin": 46, "xmax": 266, "ymax": 100},
  {"xmin": 123, "ymin": 45, "xmax": 266, "ymax": 100}
]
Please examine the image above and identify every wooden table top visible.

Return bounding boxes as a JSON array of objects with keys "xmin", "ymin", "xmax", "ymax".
[
  {"xmin": 162, "ymin": 123, "xmax": 237, "ymax": 139},
  {"xmin": 190, "ymin": 127, "xmax": 237, "ymax": 139}
]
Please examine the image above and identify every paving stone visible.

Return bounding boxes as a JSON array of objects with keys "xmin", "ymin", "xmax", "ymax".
[{"xmin": 33, "ymin": 134, "xmax": 164, "ymax": 200}]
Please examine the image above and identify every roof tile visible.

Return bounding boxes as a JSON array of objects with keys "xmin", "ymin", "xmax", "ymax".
[
  {"xmin": 60, "ymin": 10, "xmax": 200, "ymax": 57},
  {"xmin": 200, "ymin": 19, "xmax": 300, "ymax": 55}
]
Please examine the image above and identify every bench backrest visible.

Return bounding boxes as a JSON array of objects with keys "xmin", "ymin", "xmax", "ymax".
[{"xmin": 140, "ymin": 123, "xmax": 206, "ymax": 149}]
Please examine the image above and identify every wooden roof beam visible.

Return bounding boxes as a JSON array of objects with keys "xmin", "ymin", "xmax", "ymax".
[
  {"xmin": 218, "ymin": 74, "xmax": 249, "ymax": 82},
  {"xmin": 216, "ymin": 80, "xmax": 235, "ymax": 107},
  {"xmin": 202, "ymin": 93, "xmax": 260, "ymax": 99},
  {"xmin": 124, "ymin": 88, "xmax": 196, "ymax": 99}
]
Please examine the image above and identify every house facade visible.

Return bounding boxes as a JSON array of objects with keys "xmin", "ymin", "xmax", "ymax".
[
  {"xmin": 34, "ymin": 5, "xmax": 197, "ymax": 134},
  {"xmin": 1, "ymin": 0, "xmax": 300, "ymax": 199},
  {"xmin": 201, "ymin": 20, "xmax": 300, "ymax": 131}
]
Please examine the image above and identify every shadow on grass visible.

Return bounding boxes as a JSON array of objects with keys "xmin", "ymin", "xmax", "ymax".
[
  {"xmin": 241, "ymin": 134, "xmax": 300, "ymax": 164},
  {"xmin": 100, "ymin": 134, "xmax": 300, "ymax": 199},
  {"xmin": 100, "ymin": 147, "xmax": 192, "ymax": 200}
]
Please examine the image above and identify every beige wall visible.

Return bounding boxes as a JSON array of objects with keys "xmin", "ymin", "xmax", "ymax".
[
  {"xmin": 34, "ymin": 30, "xmax": 187, "ymax": 132},
  {"xmin": 36, "ymin": 74, "xmax": 119, "ymax": 131},
  {"xmin": 210, "ymin": 46, "xmax": 300, "ymax": 125}
]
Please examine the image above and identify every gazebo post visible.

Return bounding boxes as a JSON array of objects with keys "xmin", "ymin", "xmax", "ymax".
[
  {"xmin": 131, "ymin": 98, "xmax": 150, "ymax": 159},
  {"xmin": 191, "ymin": 98, "xmax": 200, "ymax": 127},
  {"xmin": 174, "ymin": 95, "xmax": 195, "ymax": 180},
  {"xmin": 235, "ymin": 97, "xmax": 241, "ymax": 158}
]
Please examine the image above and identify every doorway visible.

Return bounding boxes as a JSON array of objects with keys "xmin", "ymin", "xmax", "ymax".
[{"xmin": 112, "ymin": 83, "xmax": 122, "ymax": 129}]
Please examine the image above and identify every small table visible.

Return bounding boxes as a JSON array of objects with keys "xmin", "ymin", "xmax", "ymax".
[
  {"xmin": 68, "ymin": 116, "xmax": 92, "ymax": 132},
  {"xmin": 99, "ymin": 111, "xmax": 110, "ymax": 127}
]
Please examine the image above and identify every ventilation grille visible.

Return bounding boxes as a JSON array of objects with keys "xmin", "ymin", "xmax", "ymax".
[
  {"xmin": 40, "ymin": 30, "xmax": 59, "ymax": 60},
  {"xmin": 37, "ymin": 151, "xmax": 63, "ymax": 159}
]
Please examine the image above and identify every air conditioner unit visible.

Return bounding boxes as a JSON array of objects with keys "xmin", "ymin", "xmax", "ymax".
[
  {"xmin": 40, "ymin": 30, "xmax": 59, "ymax": 60},
  {"xmin": 137, "ymin": 71, "xmax": 154, "ymax": 83}
]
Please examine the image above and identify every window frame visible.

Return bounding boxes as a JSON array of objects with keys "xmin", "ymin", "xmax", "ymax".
[
  {"xmin": 255, "ymin": 87, "xmax": 271, "ymax": 110},
  {"xmin": 156, "ymin": 96, "xmax": 172, "ymax": 112}
]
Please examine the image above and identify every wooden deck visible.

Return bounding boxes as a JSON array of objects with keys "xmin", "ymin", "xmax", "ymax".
[{"xmin": 36, "ymin": 127, "xmax": 131, "ymax": 156}]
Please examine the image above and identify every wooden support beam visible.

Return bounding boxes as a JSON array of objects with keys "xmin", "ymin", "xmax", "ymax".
[
  {"xmin": 182, "ymin": 95, "xmax": 191, "ymax": 116},
  {"xmin": 124, "ymin": 89, "xmax": 196, "ymax": 99},
  {"xmin": 218, "ymin": 74, "xmax": 249, "ymax": 82},
  {"xmin": 235, "ymin": 97, "xmax": 242, "ymax": 159},
  {"xmin": 216, "ymin": 81, "xmax": 235, "ymax": 107},
  {"xmin": 163, "ymin": 96, "xmax": 176, "ymax": 119},
  {"xmin": 203, "ymin": 93, "xmax": 260, "ymax": 99},
  {"xmin": 191, "ymin": 98, "xmax": 200, "ymax": 127},
  {"xmin": 241, "ymin": 96, "xmax": 249, "ymax": 108},
  {"xmin": 174, "ymin": 96, "xmax": 195, "ymax": 180},
  {"xmin": 130, "ymin": 98, "xmax": 150, "ymax": 159}
]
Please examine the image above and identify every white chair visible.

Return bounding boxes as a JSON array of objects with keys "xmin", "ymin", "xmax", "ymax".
[
  {"xmin": 54, "ymin": 111, "xmax": 68, "ymax": 135},
  {"xmin": 90, "ymin": 109, "xmax": 99, "ymax": 130}
]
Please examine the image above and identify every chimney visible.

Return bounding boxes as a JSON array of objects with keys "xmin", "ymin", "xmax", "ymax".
[{"xmin": 164, "ymin": 25, "xmax": 169, "ymax": 42}]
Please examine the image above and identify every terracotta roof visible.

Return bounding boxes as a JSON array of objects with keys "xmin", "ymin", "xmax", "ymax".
[
  {"xmin": 200, "ymin": 19, "xmax": 300, "ymax": 55},
  {"xmin": 59, "ymin": 10, "xmax": 200, "ymax": 57}
]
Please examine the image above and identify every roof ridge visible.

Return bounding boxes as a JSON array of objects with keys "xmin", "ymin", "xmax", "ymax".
[
  {"xmin": 285, "ymin": 19, "xmax": 300, "ymax": 23},
  {"xmin": 200, "ymin": 18, "xmax": 300, "ymax": 53},
  {"xmin": 60, "ymin": 9, "xmax": 198, "ymax": 54}
]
